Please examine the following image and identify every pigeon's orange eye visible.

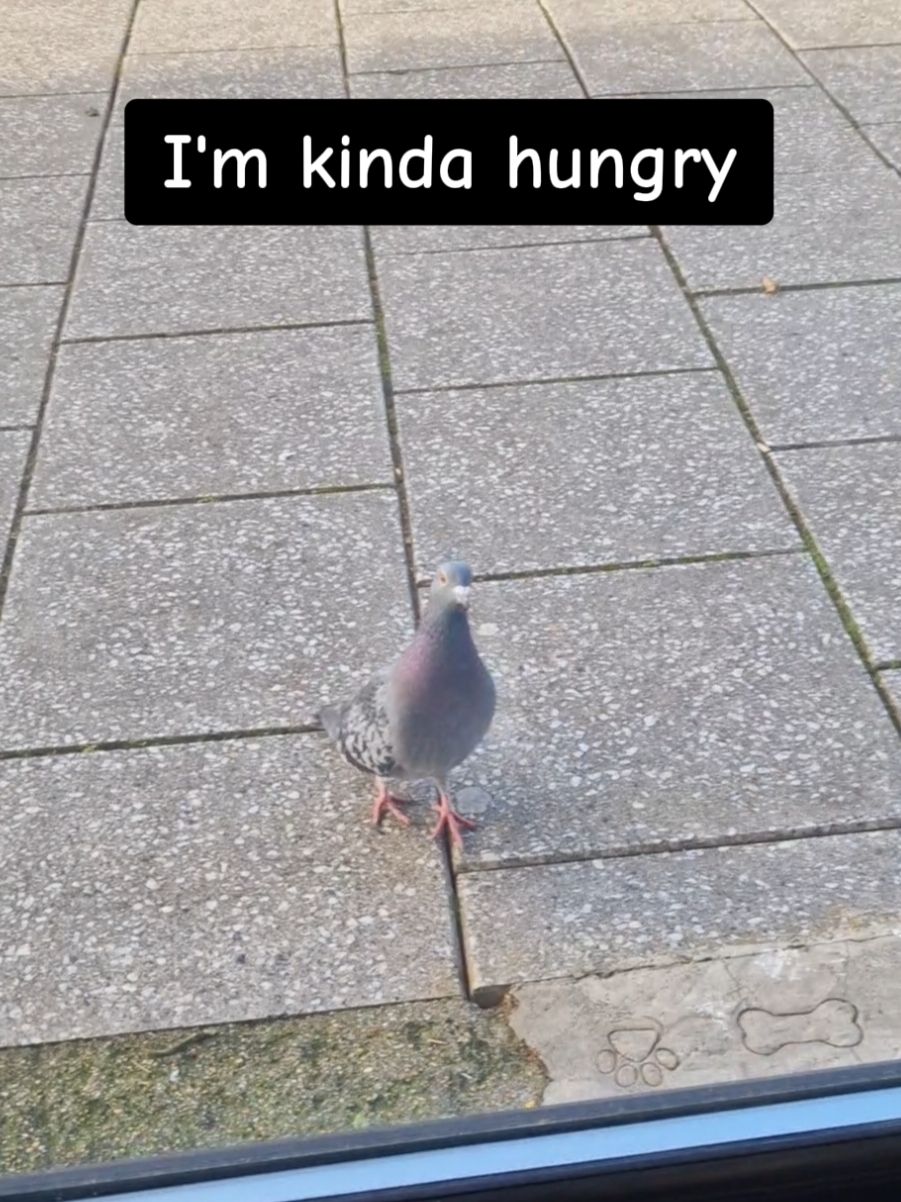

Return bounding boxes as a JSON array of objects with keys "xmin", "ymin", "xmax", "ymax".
[{"xmin": 437, "ymin": 571, "xmax": 448, "ymax": 585}]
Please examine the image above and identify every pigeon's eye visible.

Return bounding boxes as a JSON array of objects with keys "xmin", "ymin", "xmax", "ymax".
[{"xmin": 437, "ymin": 571, "xmax": 448, "ymax": 585}]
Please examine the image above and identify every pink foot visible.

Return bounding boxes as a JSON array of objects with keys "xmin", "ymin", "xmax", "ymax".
[
  {"xmin": 430, "ymin": 793, "xmax": 477, "ymax": 849},
  {"xmin": 372, "ymin": 786, "xmax": 411, "ymax": 828}
]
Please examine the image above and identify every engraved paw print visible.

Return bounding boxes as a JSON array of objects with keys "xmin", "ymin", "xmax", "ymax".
[{"xmin": 596, "ymin": 1020, "xmax": 680, "ymax": 1089}]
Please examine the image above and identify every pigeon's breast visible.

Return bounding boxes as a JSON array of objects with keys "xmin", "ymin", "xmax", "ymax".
[{"xmin": 389, "ymin": 651, "xmax": 495, "ymax": 778}]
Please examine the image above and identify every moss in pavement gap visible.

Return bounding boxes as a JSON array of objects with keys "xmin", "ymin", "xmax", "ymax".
[
  {"xmin": 0, "ymin": 1046, "xmax": 47, "ymax": 1174},
  {"xmin": 0, "ymin": 999, "xmax": 546, "ymax": 1176},
  {"xmin": 807, "ymin": 544, "xmax": 866, "ymax": 649}
]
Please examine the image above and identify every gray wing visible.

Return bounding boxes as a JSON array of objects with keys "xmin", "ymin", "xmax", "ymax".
[{"xmin": 319, "ymin": 675, "xmax": 400, "ymax": 778}]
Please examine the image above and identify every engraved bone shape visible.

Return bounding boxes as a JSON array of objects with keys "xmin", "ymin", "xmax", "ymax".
[{"xmin": 738, "ymin": 997, "xmax": 862, "ymax": 1055}]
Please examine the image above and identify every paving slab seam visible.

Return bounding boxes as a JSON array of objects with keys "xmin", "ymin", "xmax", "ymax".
[
  {"xmin": 125, "ymin": 42, "xmax": 343, "ymax": 58},
  {"xmin": 410, "ymin": 550, "xmax": 804, "ymax": 593},
  {"xmin": 13, "ymin": 986, "xmax": 476, "ymax": 1046},
  {"xmin": 511, "ymin": 929, "xmax": 901, "ymax": 996},
  {"xmin": 0, "ymin": 171, "xmax": 93, "ymax": 183},
  {"xmin": 0, "ymin": 90, "xmax": 107, "ymax": 101},
  {"xmin": 693, "ymin": 276, "xmax": 901, "ymax": 298},
  {"xmin": 394, "ymin": 364, "xmax": 719, "ymax": 396},
  {"xmin": 334, "ymin": 0, "xmax": 473, "ymax": 1002},
  {"xmin": 466, "ymin": 546, "xmax": 805, "ymax": 585},
  {"xmin": 0, "ymin": 0, "xmax": 142, "ymax": 624},
  {"xmin": 590, "ymin": 83, "xmax": 818, "ymax": 97},
  {"xmin": 0, "ymin": 425, "xmax": 35, "ymax": 434},
  {"xmin": 364, "ymin": 164, "xmax": 475, "ymax": 1001},
  {"xmin": 755, "ymin": 467, "xmax": 901, "ymax": 701},
  {"xmin": 797, "ymin": 40, "xmax": 901, "ymax": 53},
  {"xmin": 376, "ymin": 240, "xmax": 664, "ymax": 264},
  {"xmin": 0, "ymin": 278, "xmax": 68, "ymax": 288},
  {"xmin": 0, "ymin": 280, "xmax": 69, "ymax": 290},
  {"xmin": 24, "ymin": 481, "xmax": 397, "ymax": 517},
  {"xmin": 363, "ymin": 252, "xmax": 419, "ymax": 612},
  {"xmin": 455, "ymin": 818, "xmax": 901, "ymax": 875},
  {"xmin": 0, "ymin": 724, "xmax": 324, "ymax": 762},
  {"xmin": 650, "ymin": 225, "xmax": 901, "ymax": 741},
  {"xmin": 475, "ymin": 953, "xmax": 899, "ymax": 1010},
  {"xmin": 771, "ymin": 433, "xmax": 901, "ymax": 452},
  {"xmin": 349, "ymin": 56, "xmax": 567, "ymax": 76},
  {"xmin": 570, "ymin": 15, "xmax": 768, "ymax": 27},
  {"xmin": 537, "ymin": 0, "xmax": 593, "ymax": 98},
  {"xmin": 375, "ymin": 233, "xmax": 651, "ymax": 258},
  {"xmin": 743, "ymin": 0, "xmax": 901, "ymax": 178},
  {"xmin": 59, "ymin": 316, "xmax": 375, "ymax": 347}
]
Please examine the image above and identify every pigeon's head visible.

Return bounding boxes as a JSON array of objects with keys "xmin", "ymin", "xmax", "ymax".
[{"xmin": 430, "ymin": 560, "xmax": 473, "ymax": 612}]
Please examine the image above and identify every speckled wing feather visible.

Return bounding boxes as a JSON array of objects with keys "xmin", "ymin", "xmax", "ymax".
[{"xmin": 318, "ymin": 675, "xmax": 400, "ymax": 779}]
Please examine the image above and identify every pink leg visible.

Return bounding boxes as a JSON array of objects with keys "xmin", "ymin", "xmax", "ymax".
[
  {"xmin": 430, "ymin": 790, "xmax": 477, "ymax": 849},
  {"xmin": 372, "ymin": 779, "xmax": 411, "ymax": 827}
]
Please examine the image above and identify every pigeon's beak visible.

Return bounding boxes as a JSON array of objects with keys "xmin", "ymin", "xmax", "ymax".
[{"xmin": 453, "ymin": 585, "xmax": 470, "ymax": 609}]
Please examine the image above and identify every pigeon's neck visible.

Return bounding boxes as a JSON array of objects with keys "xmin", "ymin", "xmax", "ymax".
[
  {"xmin": 404, "ymin": 602, "xmax": 477, "ymax": 670},
  {"xmin": 421, "ymin": 600, "xmax": 471, "ymax": 638}
]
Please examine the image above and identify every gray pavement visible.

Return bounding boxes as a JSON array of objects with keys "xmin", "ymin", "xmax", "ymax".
[
  {"xmin": 2, "ymin": 0, "xmax": 901, "ymax": 1165},
  {"xmin": 461, "ymin": 830, "xmax": 901, "ymax": 992},
  {"xmin": 700, "ymin": 284, "xmax": 901, "ymax": 445},
  {"xmin": 2, "ymin": 738, "xmax": 457, "ymax": 1043}
]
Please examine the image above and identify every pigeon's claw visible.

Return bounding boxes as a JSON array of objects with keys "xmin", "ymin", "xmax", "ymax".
[
  {"xmin": 372, "ymin": 783, "xmax": 411, "ymax": 828},
  {"xmin": 430, "ymin": 792, "xmax": 477, "ymax": 849}
]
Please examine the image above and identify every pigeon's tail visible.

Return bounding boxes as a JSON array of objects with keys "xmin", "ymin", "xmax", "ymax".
[{"xmin": 316, "ymin": 703, "xmax": 342, "ymax": 740}]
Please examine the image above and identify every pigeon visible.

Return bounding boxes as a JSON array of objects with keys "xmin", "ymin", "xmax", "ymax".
[{"xmin": 318, "ymin": 561, "xmax": 496, "ymax": 848}]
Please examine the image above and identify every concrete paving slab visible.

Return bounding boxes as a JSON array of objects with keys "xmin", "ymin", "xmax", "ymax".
[
  {"xmin": 652, "ymin": 86, "xmax": 872, "ymax": 174},
  {"xmin": 546, "ymin": 0, "xmax": 755, "ymax": 26},
  {"xmin": 701, "ymin": 284, "xmax": 901, "ymax": 446},
  {"xmin": 90, "ymin": 47, "xmax": 345, "ymax": 221},
  {"xmin": 350, "ymin": 59, "xmax": 583, "ymax": 100},
  {"xmin": 131, "ymin": 0, "xmax": 337, "ymax": 53},
  {"xmin": 803, "ymin": 46, "xmax": 901, "ymax": 125},
  {"xmin": 343, "ymin": 3, "xmax": 561, "ymax": 73},
  {"xmin": 663, "ymin": 165, "xmax": 901, "ymax": 290},
  {"xmin": 0, "ymin": 0, "xmax": 132, "ymax": 40},
  {"xmin": 0, "ymin": 492, "xmax": 409, "ymax": 749},
  {"xmin": 0, "ymin": 95, "xmax": 105, "ymax": 179},
  {"xmin": 0, "ymin": 287, "xmax": 63, "ymax": 426},
  {"xmin": 0, "ymin": 430, "xmax": 29, "ymax": 547},
  {"xmin": 397, "ymin": 372, "xmax": 797, "ymax": 575},
  {"xmin": 0, "ymin": 177, "xmax": 87, "ymax": 286},
  {"xmin": 776, "ymin": 443, "xmax": 901, "ymax": 666},
  {"xmin": 451, "ymin": 556, "xmax": 901, "ymax": 869},
  {"xmin": 753, "ymin": 0, "xmax": 901, "ymax": 50},
  {"xmin": 65, "ymin": 223, "xmax": 371, "ymax": 340},
  {"xmin": 0, "ymin": 736, "xmax": 457, "ymax": 1046},
  {"xmin": 123, "ymin": 44, "xmax": 345, "ymax": 96},
  {"xmin": 0, "ymin": 0, "xmax": 131, "ymax": 96},
  {"xmin": 510, "ymin": 936, "xmax": 901, "ymax": 1103},
  {"xmin": 0, "ymin": 46, "xmax": 119, "ymax": 98},
  {"xmin": 372, "ymin": 226, "xmax": 648, "ymax": 255},
  {"xmin": 378, "ymin": 239, "xmax": 711, "ymax": 391},
  {"xmin": 866, "ymin": 123, "xmax": 901, "ymax": 171},
  {"xmin": 32, "ymin": 326, "xmax": 390, "ymax": 507},
  {"xmin": 459, "ymin": 830, "xmax": 901, "ymax": 992},
  {"xmin": 563, "ymin": 21, "xmax": 806, "ymax": 96}
]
